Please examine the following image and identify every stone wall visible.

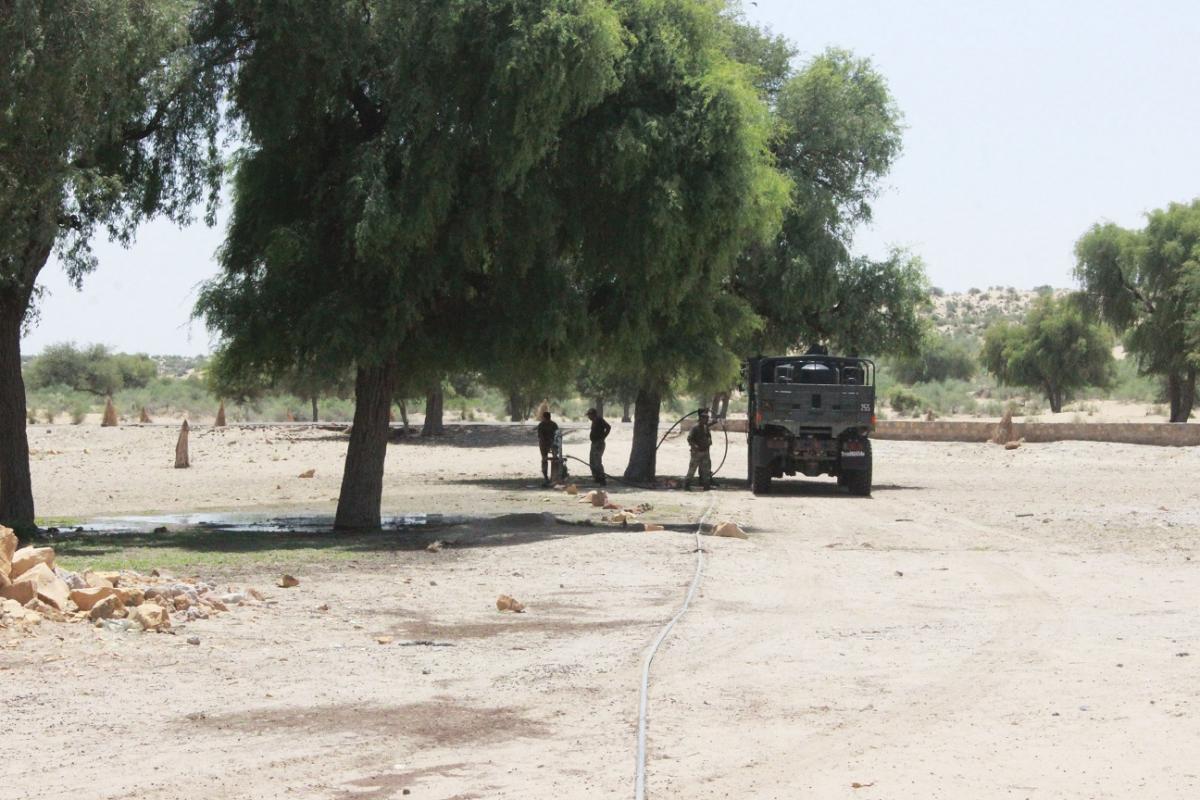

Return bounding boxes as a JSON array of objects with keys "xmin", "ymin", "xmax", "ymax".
[
  {"xmin": 695, "ymin": 418, "xmax": 1200, "ymax": 447},
  {"xmin": 874, "ymin": 420, "xmax": 1200, "ymax": 447}
]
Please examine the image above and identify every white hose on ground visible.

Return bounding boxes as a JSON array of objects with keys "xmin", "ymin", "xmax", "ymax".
[{"xmin": 634, "ymin": 500, "xmax": 715, "ymax": 799}]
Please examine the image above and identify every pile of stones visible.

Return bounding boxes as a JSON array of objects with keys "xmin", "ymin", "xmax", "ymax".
[{"xmin": 1, "ymin": 526, "xmax": 267, "ymax": 637}]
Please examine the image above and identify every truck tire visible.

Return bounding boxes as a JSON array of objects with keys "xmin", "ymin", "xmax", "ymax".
[
  {"xmin": 845, "ymin": 440, "xmax": 872, "ymax": 497},
  {"xmin": 752, "ymin": 466, "xmax": 771, "ymax": 495}
]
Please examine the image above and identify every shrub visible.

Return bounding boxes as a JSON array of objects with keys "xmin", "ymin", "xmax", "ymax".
[
  {"xmin": 890, "ymin": 334, "xmax": 977, "ymax": 383},
  {"xmin": 889, "ymin": 388, "xmax": 923, "ymax": 415}
]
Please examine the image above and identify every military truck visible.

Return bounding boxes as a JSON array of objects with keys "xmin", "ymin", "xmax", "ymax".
[{"xmin": 744, "ymin": 354, "xmax": 876, "ymax": 496}]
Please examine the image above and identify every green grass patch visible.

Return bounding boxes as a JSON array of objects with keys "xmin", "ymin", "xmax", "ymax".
[{"xmin": 47, "ymin": 529, "xmax": 417, "ymax": 574}]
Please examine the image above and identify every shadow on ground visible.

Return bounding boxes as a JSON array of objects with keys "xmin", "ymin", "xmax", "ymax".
[{"xmin": 41, "ymin": 511, "xmax": 693, "ymax": 568}]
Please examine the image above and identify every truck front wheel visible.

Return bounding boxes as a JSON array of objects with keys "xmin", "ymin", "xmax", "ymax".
[
  {"xmin": 845, "ymin": 440, "xmax": 872, "ymax": 497},
  {"xmin": 752, "ymin": 466, "xmax": 772, "ymax": 495}
]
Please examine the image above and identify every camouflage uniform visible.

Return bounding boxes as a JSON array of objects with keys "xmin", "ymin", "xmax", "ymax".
[{"xmin": 685, "ymin": 419, "xmax": 713, "ymax": 489}]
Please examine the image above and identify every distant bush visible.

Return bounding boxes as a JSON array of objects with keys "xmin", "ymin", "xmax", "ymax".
[
  {"xmin": 26, "ymin": 343, "xmax": 157, "ymax": 396},
  {"xmin": 890, "ymin": 334, "xmax": 977, "ymax": 383},
  {"xmin": 889, "ymin": 388, "xmax": 923, "ymax": 415},
  {"xmin": 968, "ymin": 287, "xmax": 981, "ymax": 295}
]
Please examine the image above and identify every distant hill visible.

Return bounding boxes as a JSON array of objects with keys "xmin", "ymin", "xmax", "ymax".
[{"xmin": 928, "ymin": 285, "xmax": 1067, "ymax": 341}]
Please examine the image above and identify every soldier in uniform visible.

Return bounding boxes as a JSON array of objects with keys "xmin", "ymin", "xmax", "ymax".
[
  {"xmin": 685, "ymin": 408, "xmax": 714, "ymax": 491},
  {"xmin": 585, "ymin": 408, "xmax": 610, "ymax": 485},
  {"xmin": 535, "ymin": 411, "xmax": 558, "ymax": 487}
]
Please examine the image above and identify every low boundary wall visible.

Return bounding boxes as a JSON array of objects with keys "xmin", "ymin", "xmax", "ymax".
[
  {"xmin": 872, "ymin": 420, "xmax": 1200, "ymax": 446},
  {"xmin": 697, "ymin": 418, "xmax": 1200, "ymax": 447}
]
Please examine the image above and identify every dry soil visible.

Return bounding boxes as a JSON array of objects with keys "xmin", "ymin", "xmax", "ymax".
[{"xmin": 3, "ymin": 421, "xmax": 1199, "ymax": 799}]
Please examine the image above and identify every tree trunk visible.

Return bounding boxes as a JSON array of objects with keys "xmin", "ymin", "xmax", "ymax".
[
  {"xmin": 508, "ymin": 391, "xmax": 523, "ymax": 423},
  {"xmin": 710, "ymin": 393, "xmax": 721, "ymax": 417},
  {"xmin": 398, "ymin": 399, "xmax": 409, "ymax": 432},
  {"xmin": 311, "ymin": 396, "xmax": 319, "ymax": 423},
  {"xmin": 421, "ymin": 387, "xmax": 444, "ymax": 436},
  {"xmin": 1170, "ymin": 368, "xmax": 1196, "ymax": 423},
  {"xmin": 335, "ymin": 363, "xmax": 397, "ymax": 531},
  {"xmin": 0, "ymin": 305, "xmax": 35, "ymax": 532},
  {"xmin": 621, "ymin": 400, "xmax": 632, "ymax": 423},
  {"xmin": 719, "ymin": 392, "xmax": 730, "ymax": 419},
  {"xmin": 592, "ymin": 396, "xmax": 605, "ymax": 420},
  {"xmin": 624, "ymin": 387, "xmax": 661, "ymax": 483}
]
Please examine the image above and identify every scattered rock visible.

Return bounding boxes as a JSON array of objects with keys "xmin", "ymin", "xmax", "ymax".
[
  {"xmin": 70, "ymin": 587, "xmax": 117, "ymax": 611},
  {"xmin": 87, "ymin": 594, "xmax": 124, "ymax": 622},
  {"xmin": 187, "ymin": 636, "xmax": 201, "ymax": 646},
  {"xmin": 580, "ymin": 490, "xmax": 608, "ymax": 507},
  {"xmin": 1004, "ymin": 440, "xmax": 1021, "ymax": 450},
  {"xmin": 11, "ymin": 546, "xmax": 55, "ymax": 579},
  {"xmin": 220, "ymin": 592, "xmax": 247, "ymax": 605},
  {"xmin": 0, "ymin": 579, "xmax": 38, "ymax": 605},
  {"xmin": 12, "ymin": 562, "xmax": 70, "ymax": 610},
  {"xmin": 425, "ymin": 540, "xmax": 444, "ymax": 553},
  {"xmin": 894, "ymin": 570, "xmax": 904, "ymax": 577},
  {"xmin": 246, "ymin": 588, "xmax": 266, "ymax": 602},
  {"xmin": 496, "ymin": 594, "xmax": 526, "ymax": 613},
  {"xmin": 279, "ymin": 574, "xmax": 299, "ymax": 589},
  {"xmin": 0, "ymin": 526, "xmax": 18, "ymax": 579},
  {"xmin": 173, "ymin": 595, "xmax": 192, "ymax": 611},
  {"xmin": 25, "ymin": 598, "xmax": 67, "ymax": 622},
  {"xmin": 565, "ymin": 484, "xmax": 579, "ymax": 495},
  {"xmin": 297, "ymin": 469, "xmax": 316, "ymax": 479},
  {"xmin": 712, "ymin": 521, "xmax": 748, "ymax": 540},
  {"xmin": 55, "ymin": 567, "xmax": 87, "ymax": 591},
  {"xmin": 376, "ymin": 636, "xmax": 394, "ymax": 645},
  {"xmin": 642, "ymin": 523, "xmax": 665, "ymax": 532},
  {"xmin": 116, "ymin": 587, "xmax": 145, "ymax": 607},
  {"xmin": 132, "ymin": 603, "xmax": 171, "ymax": 632}
]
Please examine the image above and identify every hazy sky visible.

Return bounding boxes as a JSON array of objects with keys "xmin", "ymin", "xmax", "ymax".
[{"xmin": 22, "ymin": 0, "xmax": 1200, "ymax": 357}]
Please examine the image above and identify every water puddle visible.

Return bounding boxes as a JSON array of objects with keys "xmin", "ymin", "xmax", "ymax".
[{"xmin": 48, "ymin": 512, "xmax": 465, "ymax": 538}]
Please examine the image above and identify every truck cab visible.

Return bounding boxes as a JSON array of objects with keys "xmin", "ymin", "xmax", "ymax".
[{"xmin": 744, "ymin": 355, "xmax": 876, "ymax": 495}]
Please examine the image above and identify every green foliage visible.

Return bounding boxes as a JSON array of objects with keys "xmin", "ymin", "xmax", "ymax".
[
  {"xmin": 732, "ymin": 47, "xmax": 927, "ymax": 359},
  {"xmin": 1, "ymin": 0, "xmax": 222, "ymax": 309},
  {"xmin": 981, "ymin": 295, "xmax": 1115, "ymax": 412},
  {"xmin": 25, "ymin": 342, "xmax": 156, "ymax": 396},
  {"xmin": 889, "ymin": 333, "xmax": 976, "ymax": 383},
  {"xmin": 888, "ymin": 388, "xmax": 923, "ymax": 416},
  {"xmin": 197, "ymin": 0, "xmax": 629, "ymax": 388},
  {"xmin": 1075, "ymin": 198, "xmax": 1200, "ymax": 420}
]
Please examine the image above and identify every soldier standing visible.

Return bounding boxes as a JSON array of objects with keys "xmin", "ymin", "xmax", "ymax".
[
  {"xmin": 585, "ymin": 408, "xmax": 610, "ymax": 486},
  {"xmin": 685, "ymin": 408, "xmax": 714, "ymax": 491},
  {"xmin": 535, "ymin": 411, "xmax": 558, "ymax": 487}
]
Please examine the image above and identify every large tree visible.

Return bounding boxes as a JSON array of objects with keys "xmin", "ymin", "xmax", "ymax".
[
  {"xmin": 554, "ymin": 2, "xmax": 789, "ymax": 483},
  {"xmin": 732, "ymin": 47, "xmax": 927, "ymax": 360},
  {"xmin": 197, "ymin": 0, "xmax": 628, "ymax": 528},
  {"xmin": 0, "ymin": 0, "xmax": 223, "ymax": 531},
  {"xmin": 1075, "ymin": 199, "xmax": 1200, "ymax": 422},
  {"xmin": 981, "ymin": 294, "xmax": 1114, "ymax": 413}
]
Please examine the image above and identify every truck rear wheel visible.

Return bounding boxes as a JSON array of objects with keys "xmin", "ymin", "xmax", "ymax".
[
  {"xmin": 845, "ymin": 440, "xmax": 872, "ymax": 497},
  {"xmin": 751, "ymin": 466, "xmax": 772, "ymax": 495}
]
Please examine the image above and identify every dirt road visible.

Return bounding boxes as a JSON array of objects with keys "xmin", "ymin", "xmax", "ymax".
[{"xmin": 3, "ymin": 423, "xmax": 1198, "ymax": 798}]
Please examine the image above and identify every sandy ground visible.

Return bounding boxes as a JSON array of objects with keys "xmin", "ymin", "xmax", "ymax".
[{"xmin": 4, "ymin": 421, "xmax": 1200, "ymax": 799}]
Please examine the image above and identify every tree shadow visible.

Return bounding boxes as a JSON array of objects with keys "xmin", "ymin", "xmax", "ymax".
[
  {"xmin": 389, "ymin": 424, "xmax": 593, "ymax": 449},
  {"xmin": 758, "ymin": 479, "xmax": 925, "ymax": 497},
  {"xmin": 39, "ymin": 511, "xmax": 685, "ymax": 566}
]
